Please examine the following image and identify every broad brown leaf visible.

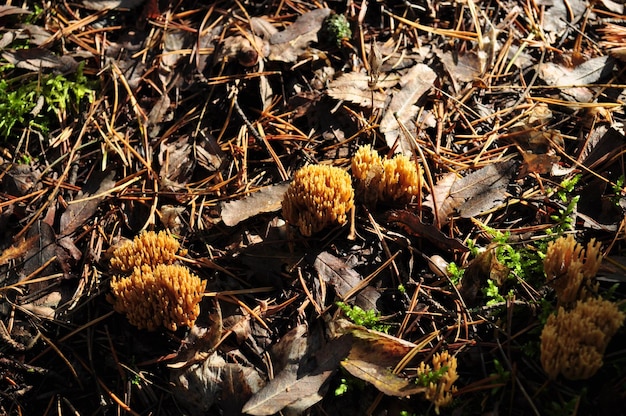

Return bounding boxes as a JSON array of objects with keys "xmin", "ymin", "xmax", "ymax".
[
  {"xmin": 242, "ymin": 325, "xmax": 352, "ymax": 415},
  {"xmin": 424, "ymin": 160, "xmax": 516, "ymax": 224},
  {"xmin": 387, "ymin": 210, "xmax": 469, "ymax": 252},
  {"xmin": 313, "ymin": 252, "xmax": 380, "ymax": 311},
  {"xmin": 335, "ymin": 321, "xmax": 427, "ymax": 397},
  {"xmin": 221, "ymin": 183, "xmax": 289, "ymax": 227},
  {"xmin": 268, "ymin": 8, "xmax": 330, "ymax": 62},
  {"xmin": 379, "ymin": 64, "xmax": 437, "ymax": 154},
  {"xmin": 60, "ymin": 170, "xmax": 116, "ymax": 236},
  {"xmin": 327, "ymin": 72, "xmax": 401, "ymax": 108}
]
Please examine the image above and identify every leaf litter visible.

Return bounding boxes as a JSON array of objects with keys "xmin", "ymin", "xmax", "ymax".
[{"xmin": 0, "ymin": 0, "xmax": 626, "ymax": 415}]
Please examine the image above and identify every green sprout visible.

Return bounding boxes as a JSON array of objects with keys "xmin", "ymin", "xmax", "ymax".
[
  {"xmin": 447, "ymin": 262, "xmax": 464, "ymax": 286},
  {"xmin": 337, "ymin": 301, "xmax": 390, "ymax": 333},
  {"xmin": 611, "ymin": 174, "xmax": 624, "ymax": 207},
  {"xmin": 322, "ymin": 14, "xmax": 352, "ymax": 47},
  {"xmin": 483, "ymin": 279, "xmax": 507, "ymax": 306},
  {"xmin": 0, "ymin": 61, "xmax": 95, "ymax": 140},
  {"xmin": 415, "ymin": 365, "xmax": 449, "ymax": 387}
]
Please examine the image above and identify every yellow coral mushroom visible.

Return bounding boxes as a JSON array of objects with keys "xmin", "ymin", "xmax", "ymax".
[
  {"xmin": 540, "ymin": 297, "xmax": 624, "ymax": 380},
  {"xmin": 351, "ymin": 145, "xmax": 422, "ymax": 205},
  {"xmin": 417, "ymin": 350, "xmax": 458, "ymax": 414},
  {"xmin": 282, "ymin": 164, "xmax": 354, "ymax": 236},
  {"xmin": 110, "ymin": 230, "xmax": 180, "ymax": 273},
  {"xmin": 109, "ymin": 264, "xmax": 206, "ymax": 331},
  {"xmin": 544, "ymin": 235, "xmax": 602, "ymax": 304}
]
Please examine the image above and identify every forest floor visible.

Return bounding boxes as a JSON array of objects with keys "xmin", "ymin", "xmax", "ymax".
[{"xmin": 1, "ymin": 0, "xmax": 626, "ymax": 415}]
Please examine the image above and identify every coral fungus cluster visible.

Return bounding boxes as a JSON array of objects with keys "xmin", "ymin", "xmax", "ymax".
[
  {"xmin": 543, "ymin": 235, "xmax": 602, "ymax": 304},
  {"xmin": 417, "ymin": 350, "xmax": 458, "ymax": 413},
  {"xmin": 281, "ymin": 164, "xmax": 354, "ymax": 236},
  {"xmin": 110, "ymin": 229, "xmax": 181, "ymax": 273},
  {"xmin": 540, "ymin": 297, "xmax": 624, "ymax": 380},
  {"xmin": 540, "ymin": 235, "xmax": 624, "ymax": 380},
  {"xmin": 108, "ymin": 231, "xmax": 206, "ymax": 331},
  {"xmin": 351, "ymin": 144, "xmax": 422, "ymax": 205},
  {"xmin": 281, "ymin": 146, "xmax": 422, "ymax": 236}
]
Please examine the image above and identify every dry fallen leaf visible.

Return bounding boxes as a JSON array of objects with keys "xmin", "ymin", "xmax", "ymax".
[
  {"xmin": 2, "ymin": 48, "xmax": 78, "ymax": 73},
  {"xmin": 60, "ymin": 170, "xmax": 116, "ymax": 237},
  {"xmin": 386, "ymin": 211, "xmax": 469, "ymax": 252},
  {"xmin": 268, "ymin": 8, "xmax": 330, "ymax": 63},
  {"xmin": 424, "ymin": 160, "xmax": 516, "ymax": 224},
  {"xmin": 313, "ymin": 251, "xmax": 380, "ymax": 312},
  {"xmin": 221, "ymin": 182, "xmax": 290, "ymax": 227},
  {"xmin": 458, "ymin": 245, "xmax": 509, "ymax": 306},
  {"xmin": 334, "ymin": 320, "xmax": 427, "ymax": 397},
  {"xmin": 539, "ymin": 56, "xmax": 614, "ymax": 102},
  {"xmin": 379, "ymin": 64, "xmax": 437, "ymax": 154},
  {"xmin": 170, "ymin": 352, "xmax": 226, "ymax": 416},
  {"xmin": 242, "ymin": 324, "xmax": 352, "ymax": 415},
  {"xmin": 326, "ymin": 72, "xmax": 401, "ymax": 108}
]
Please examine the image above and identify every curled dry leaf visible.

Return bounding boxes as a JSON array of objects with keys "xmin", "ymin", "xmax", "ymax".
[
  {"xmin": 221, "ymin": 182, "xmax": 290, "ymax": 227},
  {"xmin": 379, "ymin": 64, "xmax": 437, "ymax": 154},
  {"xmin": 60, "ymin": 170, "xmax": 116, "ymax": 237},
  {"xmin": 333, "ymin": 320, "xmax": 427, "ymax": 397},
  {"xmin": 424, "ymin": 160, "xmax": 516, "ymax": 224},
  {"xmin": 313, "ymin": 251, "xmax": 380, "ymax": 311},
  {"xmin": 327, "ymin": 72, "xmax": 401, "ymax": 108},
  {"xmin": 2, "ymin": 48, "xmax": 78, "ymax": 73},
  {"xmin": 268, "ymin": 8, "xmax": 330, "ymax": 62},
  {"xmin": 386, "ymin": 210, "xmax": 469, "ymax": 252},
  {"xmin": 242, "ymin": 324, "xmax": 352, "ymax": 415}
]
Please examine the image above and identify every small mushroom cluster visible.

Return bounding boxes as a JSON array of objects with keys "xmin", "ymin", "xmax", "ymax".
[
  {"xmin": 417, "ymin": 350, "xmax": 458, "ymax": 413},
  {"xmin": 540, "ymin": 297, "xmax": 624, "ymax": 380},
  {"xmin": 351, "ymin": 145, "xmax": 422, "ymax": 205},
  {"xmin": 110, "ymin": 230, "xmax": 181, "ymax": 272},
  {"xmin": 108, "ymin": 231, "xmax": 206, "ymax": 331},
  {"xmin": 281, "ymin": 147, "xmax": 423, "ymax": 236},
  {"xmin": 281, "ymin": 164, "xmax": 354, "ymax": 236},
  {"xmin": 543, "ymin": 235, "xmax": 602, "ymax": 304}
]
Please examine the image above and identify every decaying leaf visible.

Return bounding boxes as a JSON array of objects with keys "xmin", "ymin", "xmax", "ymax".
[
  {"xmin": 2, "ymin": 48, "xmax": 77, "ymax": 73},
  {"xmin": 333, "ymin": 320, "xmax": 427, "ymax": 397},
  {"xmin": 458, "ymin": 244, "xmax": 509, "ymax": 306},
  {"xmin": 386, "ymin": 211, "xmax": 469, "ymax": 252},
  {"xmin": 424, "ymin": 160, "xmax": 516, "ymax": 224},
  {"xmin": 379, "ymin": 64, "xmax": 437, "ymax": 154},
  {"xmin": 519, "ymin": 152, "xmax": 560, "ymax": 176},
  {"xmin": 221, "ymin": 182, "xmax": 290, "ymax": 227},
  {"xmin": 539, "ymin": 56, "xmax": 614, "ymax": 102},
  {"xmin": 23, "ymin": 221, "xmax": 58, "ymax": 281},
  {"xmin": 578, "ymin": 125, "xmax": 626, "ymax": 169},
  {"xmin": 0, "ymin": 5, "xmax": 32, "ymax": 18},
  {"xmin": 168, "ymin": 299, "xmax": 222, "ymax": 369},
  {"xmin": 1, "ymin": 162, "xmax": 41, "ymax": 196},
  {"xmin": 219, "ymin": 34, "xmax": 267, "ymax": 67},
  {"xmin": 221, "ymin": 363, "xmax": 265, "ymax": 416},
  {"xmin": 81, "ymin": 0, "xmax": 145, "ymax": 9},
  {"xmin": 326, "ymin": 72, "xmax": 401, "ymax": 108},
  {"xmin": 242, "ymin": 324, "xmax": 352, "ymax": 415},
  {"xmin": 313, "ymin": 251, "xmax": 380, "ymax": 311},
  {"xmin": 148, "ymin": 94, "xmax": 172, "ymax": 138},
  {"xmin": 0, "ymin": 235, "xmax": 38, "ymax": 267},
  {"xmin": 268, "ymin": 8, "xmax": 330, "ymax": 62},
  {"xmin": 60, "ymin": 170, "xmax": 116, "ymax": 237},
  {"xmin": 195, "ymin": 129, "xmax": 226, "ymax": 172},
  {"xmin": 341, "ymin": 353, "xmax": 427, "ymax": 397},
  {"xmin": 170, "ymin": 352, "xmax": 227, "ymax": 416},
  {"xmin": 159, "ymin": 136, "xmax": 194, "ymax": 186}
]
